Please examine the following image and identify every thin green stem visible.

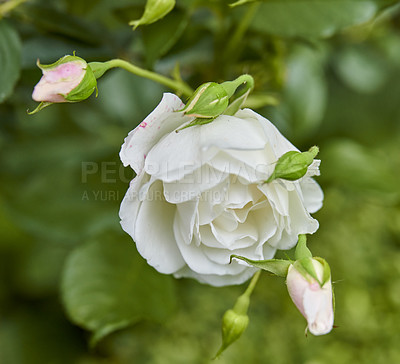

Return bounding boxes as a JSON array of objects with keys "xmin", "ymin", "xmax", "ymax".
[
  {"xmin": 224, "ymin": 2, "xmax": 260, "ymax": 63},
  {"xmin": 244, "ymin": 270, "xmax": 261, "ymax": 297},
  {"xmin": 103, "ymin": 59, "xmax": 193, "ymax": 98}
]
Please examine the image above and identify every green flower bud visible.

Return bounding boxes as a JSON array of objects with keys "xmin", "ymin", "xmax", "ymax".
[
  {"xmin": 178, "ymin": 75, "xmax": 254, "ymax": 130},
  {"xmin": 221, "ymin": 309, "xmax": 249, "ymax": 346},
  {"xmin": 215, "ymin": 294, "xmax": 249, "ymax": 358},
  {"xmin": 267, "ymin": 146, "xmax": 319, "ymax": 183},
  {"xmin": 181, "ymin": 82, "xmax": 229, "ymax": 119},
  {"xmin": 129, "ymin": 0, "xmax": 175, "ymax": 29}
]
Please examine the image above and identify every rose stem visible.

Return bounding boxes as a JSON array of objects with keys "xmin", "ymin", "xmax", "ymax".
[
  {"xmin": 101, "ymin": 59, "xmax": 193, "ymax": 98},
  {"xmin": 224, "ymin": 2, "xmax": 260, "ymax": 64},
  {"xmin": 244, "ymin": 269, "xmax": 262, "ymax": 297}
]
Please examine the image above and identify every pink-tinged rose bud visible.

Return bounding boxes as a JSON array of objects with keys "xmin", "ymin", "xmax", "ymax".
[
  {"xmin": 32, "ymin": 55, "xmax": 97, "ymax": 104},
  {"xmin": 286, "ymin": 259, "xmax": 334, "ymax": 335}
]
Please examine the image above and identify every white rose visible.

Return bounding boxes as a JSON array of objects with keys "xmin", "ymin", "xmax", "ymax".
[{"xmin": 119, "ymin": 93, "xmax": 323, "ymax": 286}]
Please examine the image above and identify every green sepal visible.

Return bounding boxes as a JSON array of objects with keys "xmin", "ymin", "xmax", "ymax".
[
  {"xmin": 224, "ymin": 88, "xmax": 251, "ymax": 116},
  {"xmin": 313, "ymin": 257, "xmax": 331, "ymax": 287},
  {"xmin": 293, "ymin": 257, "xmax": 319, "ymax": 284},
  {"xmin": 295, "ymin": 234, "xmax": 312, "ymax": 261},
  {"xmin": 230, "ymin": 255, "xmax": 291, "ymax": 277},
  {"xmin": 88, "ymin": 61, "xmax": 112, "ymax": 79},
  {"xmin": 267, "ymin": 146, "xmax": 319, "ymax": 183},
  {"xmin": 177, "ymin": 116, "xmax": 216, "ymax": 131},
  {"xmin": 222, "ymin": 74, "xmax": 254, "ymax": 116},
  {"xmin": 27, "ymin": 101, "xmax": 52, "ymax": 115},
  {"xmin": 129, "ymin": 0, "xmax": 175, "ymax": 30},
  {"xmin": 36, "ymin": 54, "xmax": 84, "ymax": 71},
  {"xmin": 64, "ymin": 64, "xmax": 97, "ymax": 102},
  {"xmin": 181, "ymin": 82, "xmax": 229, "ymax": 118}
]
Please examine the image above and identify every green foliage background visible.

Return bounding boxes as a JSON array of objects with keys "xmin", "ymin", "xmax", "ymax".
[{"xmin": 1, "ymin": 0, "xmax": 400, "ymax": 363}]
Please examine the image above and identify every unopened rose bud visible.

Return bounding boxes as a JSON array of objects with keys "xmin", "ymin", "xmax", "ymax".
[
  {"xmin": 215, "ymin": 294, "xmax": 250, "ymax": 358},
  {"xmin": 31, "ymin": 55, "xmax": 97, "ymax": 109},
  {"xmin": 286, "ymin": 258, "xmax": 334, "ymax": 336},
  {"xmin": 267, "ymin": 146, "xmax": 319, "ymax": 183},
  {"xmin": 181, "ymin": 82, "xmax": 229, "ymax": 118}
]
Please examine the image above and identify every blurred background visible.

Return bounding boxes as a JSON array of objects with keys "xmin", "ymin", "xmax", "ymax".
[{"xmin": 1, "ymin": 0, "xmax": 400, "ymax": 363}]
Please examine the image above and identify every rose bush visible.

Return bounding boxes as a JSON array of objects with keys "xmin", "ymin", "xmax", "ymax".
[{"xmin": 119, "ymin": 93, "xmax": 323, "ymax": 286}]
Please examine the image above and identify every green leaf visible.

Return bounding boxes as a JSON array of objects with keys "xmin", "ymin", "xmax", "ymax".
[
  {"xmin": 142, "ymin": 8, "xmax": 188, "ymax": 67},
  {"xmin": 0, "ymin": 20, "xmax": 21, "ymax": 103},
  {"xmin": 129, "ymin": 0, "xmax": 175, "ymax": 29},
  {"xmin": 246, "ymin": 1, "xmax": 380, "ymax": 38},
  {"xmin": 21, "ymin": 3, "xmax": 104, "ymax": 45},
  {"xmin": 321, "ymin": 139, "xmax": 399, "ymax": 200},
  {"xmin": 294, "ymin": 234, "xmax": 312, "ymax": 261},
  {"xmin": 273, "ymin": 45, "xmax": 327, "ymax": 138},
  {"xmin": 334, "ymin": 45, "xmax": 388, "ymax": 94},
  {"xmin": 0, "ymin": 310, "xmax": 84, "ymax": 364},
  {"xmin": 231, "ymin": 255, "xmax": 291, "ymax": 277},
  {"xmin": 61, "ymin": 237, "xmax": 176, "ymax": 346}
]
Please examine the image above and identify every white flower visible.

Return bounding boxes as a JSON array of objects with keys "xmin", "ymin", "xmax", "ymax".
[
  {"xmin": 286, "ymin": 259, "xmax": 334, "ymax": 335},
  {"xmin": 119, "ymin": 93, "xmax": 323, "ymax": 286}
]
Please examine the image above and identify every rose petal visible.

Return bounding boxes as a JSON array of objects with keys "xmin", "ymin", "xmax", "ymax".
[
  {"xmin": 300, "ymin": 177, "xmax": 324, "ymax": 214},
  {"xmin": 259, "ymin": 181, "xmax": 290, "ymax": 216},
  {"xmin": 209, "ymin": 149, "xmax": 274, "ymax": 183},
  {"xmin": 173, "ymin": 200, "xmax": 199, "ymax": 245},
  {"xmin": 306, "ymin": 159, "xmax": 321, "ymax": 178},
  {"xmin": 237, "ymin": 108, "xmax": 298, "ymax": 158},
  {"xmin": 250, "ymin": 200, "xmax": 278, "ymax": 244},
  {"xmin": 201, "ymin": 244, "xmax": 262, "ymax": 265},
  {"xmin": 213, "ymin": 211, "xmax": 238, "ymax": 232},
  {"xmin": 145, "ymin": 122, "xmax": 204, "ymax": 182},
  {"xmin": 260, "ymin": 181, "xmax": 319, "ymax": 250},
  {"xmin": 145, "ymin": 113, "xmax": 267, "ymax": 182},
  {"xmin": 163, "ymin": 165, "xmax": 228, "ymax": 203},
  {"xmin": 132, "ymin": 180, "xmax": 186, "ymax": 274},
  {"xmin": 303, "ymin": 285, "xmax": 334, "ymax": 335},
  {"xmin": 120, "ymin": 93, "xmax": 191, "ymax": 174},
  {"xmin": 197, "ymin": 178, "xmax": 230, "ymax": 225},
  {"xmin": 174, "ymin": 265, "xmax": 258, "ymax": 286},
  {"xmin": 210, "ymin": 216, "xmax": 258, "ymax": 250},
  {"xmin": 174, "ymin": 226, "xmax": 236, "ymax": 275},
  {"xmin": 119, "ymin": 172, "xmax": 149, "ymax": 238}
]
